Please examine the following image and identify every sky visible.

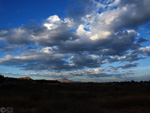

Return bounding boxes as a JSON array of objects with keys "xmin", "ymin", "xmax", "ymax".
[{"xmin": 0, "ymin": 0, "xmax": 150, "ymax": 82}]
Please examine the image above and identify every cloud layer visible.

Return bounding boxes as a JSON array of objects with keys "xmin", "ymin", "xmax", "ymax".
[{"xmin": 0, "ymin": 0, "xmax": 150, "ymax": 79}]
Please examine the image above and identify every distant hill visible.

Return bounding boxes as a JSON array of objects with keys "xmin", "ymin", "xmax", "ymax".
[
  {"xmin": 19, "ymin": 77, "xmax": 32, "ymax": 80},
  {"xmin": 57, "ymin": 79, "xmax": 74, "ymax": 83},
  {"xmin": 3, "ymin": 76, "xmax": 60, "ymax": 84}
]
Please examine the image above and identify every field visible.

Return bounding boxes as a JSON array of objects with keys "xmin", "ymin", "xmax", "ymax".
[{"xmin": 0, "ymin": 77, "xmax": 150, "ymax": 113}]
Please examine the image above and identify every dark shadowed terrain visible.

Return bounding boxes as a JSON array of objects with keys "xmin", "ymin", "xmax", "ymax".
[{"xmin": 0, "ymin": 75, "xmax": 150, "ymax": 113}]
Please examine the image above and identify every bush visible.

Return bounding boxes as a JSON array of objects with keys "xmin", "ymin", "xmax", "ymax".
[{"xmin": 0, "ymin": 75, "xmax": 4, "ymax": 83}]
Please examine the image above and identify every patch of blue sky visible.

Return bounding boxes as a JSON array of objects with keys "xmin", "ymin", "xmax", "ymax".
[
  {"xmin": 0, "ymin": 65, "xmax": 30, "ymax": 75},
  {"xmin": 131, "ymin": 66, "xmax": 150, "ymax": 77},
  {"xmin": 98, "ymin": 1, "xmax": 118, "ymax": 14},
  {"xmin": 0, "ymin": 0, "xmax": 69, "ymax": 29},
  {"xmin": 61, "ymin": 54, "xmax": 71, "ymax": 62},
  {"xmin": 137, "ymin": 22, "xmax": 150, "ymax": 46},
  {"xmin": 136, "ymin": 58, "xmax": 150, "ymax": 67},
  {"xmin": 98, "ymin": 0, "xmax": 115, "ymax": 5}
]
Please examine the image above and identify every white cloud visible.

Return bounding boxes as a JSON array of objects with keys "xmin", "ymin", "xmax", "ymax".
[
  {"xmin": 44, "ymin": 15, "xmax": 75, "ymax": 31},
  {"xmin": 90, "ymin": 31, "xmax": 111, "ymax": 40},
  {"xmin": 109, "ymin": 0, "xmax": 120, "ymax": 6},
  {"xmin": 139, "ymin": 46, "xmax": 150, "ymax": 56}
]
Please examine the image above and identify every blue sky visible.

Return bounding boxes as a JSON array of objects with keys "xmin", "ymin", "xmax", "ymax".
[
  {"xmin": 0, "ymin": 0, "xmax": 150, "ymax": 82},
  {"xmin": 0, "ymin": 0, "xmax": 71, "ymax": 28}
]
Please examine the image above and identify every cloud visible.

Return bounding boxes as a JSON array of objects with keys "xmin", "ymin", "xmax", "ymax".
[
  {"xmin": 137, "ymin": 37, "xmax": 149, "ymax": 43},
  {"xmin": 138, "ymin": 46, "xmax": 150, "ymax": 56},
  {"xmin": 67, "ymin": 0, "xmax": 96, "ymax": 21},
  {"xmin": 110, "ymin": 62, "xmax": 139, "ymax": 70},
  {"xmin": 115, "ymin": 0, "xmax": 150, "ymax": 29},
  {"xmin": 0, "ymin": 0, "xmax": 150, "ymax": 78},
  {"xmin": 0, "ymin": 68, "xmax": 124, "ymax": 79}
]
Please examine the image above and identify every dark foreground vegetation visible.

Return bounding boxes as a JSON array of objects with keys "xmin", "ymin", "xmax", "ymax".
[{"xmin": 0, "ymin": 75, "xmax": 150, "ymax": 113}]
